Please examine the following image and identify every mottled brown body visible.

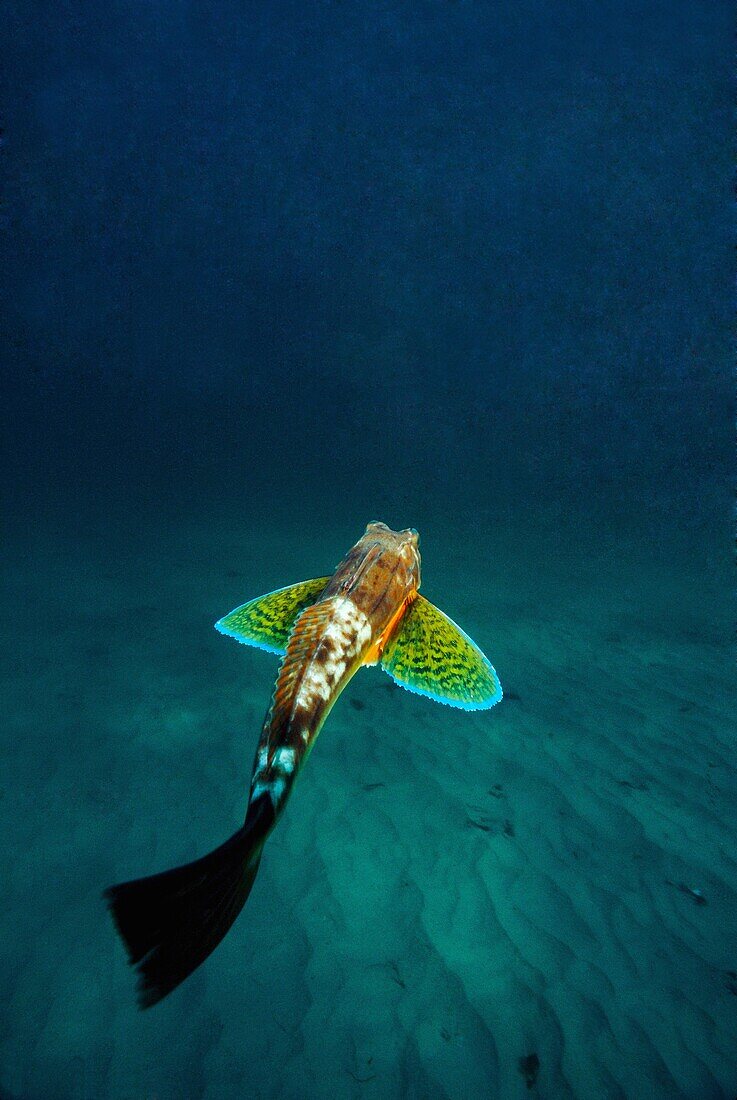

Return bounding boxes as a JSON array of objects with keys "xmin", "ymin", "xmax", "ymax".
[{"xmin": 249, "ymin": 522, "xmax": 421, "ymax": 815}]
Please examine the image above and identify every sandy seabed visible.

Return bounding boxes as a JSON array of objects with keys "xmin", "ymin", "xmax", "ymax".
[{"xmin": 2, "ymin": 509, "xmax": 735, "ymax": 1099}]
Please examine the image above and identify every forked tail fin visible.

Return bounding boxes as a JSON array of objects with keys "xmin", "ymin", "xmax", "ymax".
[{"xmin": 104, "ymin": 794, "xmax": 274, "ymax": 1008}]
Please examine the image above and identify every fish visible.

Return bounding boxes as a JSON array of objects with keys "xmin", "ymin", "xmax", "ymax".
[{"xmin": 104, "ymin": 521, "xmax": 502, "ymax": 1007}]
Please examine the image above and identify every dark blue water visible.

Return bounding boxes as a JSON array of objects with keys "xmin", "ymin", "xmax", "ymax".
[{"xmin": 2, "ymin": 3, "xmax": 734, "ymax": 1098}]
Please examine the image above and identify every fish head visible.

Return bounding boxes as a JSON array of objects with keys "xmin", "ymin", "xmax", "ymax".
[
  {"xmin": 319, "ymin": 522, "xmax": 422, "ymax": 654},
  {"xmin": 363, "ymin": 521, "xmax": 421, "ymax": 590}
]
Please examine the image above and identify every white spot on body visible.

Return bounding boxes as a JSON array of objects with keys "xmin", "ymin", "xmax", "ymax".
[
  {"xmin": 294, "ymin": 597, "xmax": 371, "ymax": 711},
  {"xmin": 251, "ymin": 773, "xmax": 287, "ymax": 804},
  {"xmin": 295, "ymin": 663, "xmax": 331, "ymax": 708},
  {"xmin": 332, "ymin": 597, "xmax": 372, "ymax": 651},
  {"xmin": 273, "ymin": 746, "xmax": 296, "ymax": 772},
  {"xmin": 269, "ymin": 775, "xmax": 286, "ymax": 801}
]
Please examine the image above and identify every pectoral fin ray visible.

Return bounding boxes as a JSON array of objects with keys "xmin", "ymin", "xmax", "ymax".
[
  {"xmin": 381, "ymin": 595, "xmax": 502, "ymax": 710},
  {"xmin": 215, "ymin": 577, "xmax": 331, "ymax": 655}
]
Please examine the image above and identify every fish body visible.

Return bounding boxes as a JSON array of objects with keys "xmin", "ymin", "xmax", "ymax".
[
  {"xmin": 105, "ymin": 521, "xmax": 501, "ymax": 1008},
  {"xmin": 249, "ymin": 521, "xmax": 420, "ymax": 815}
]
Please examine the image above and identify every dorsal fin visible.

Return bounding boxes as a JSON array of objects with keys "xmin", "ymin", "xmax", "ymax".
[{"xmin": 265, "ymin": 599, "xmax": 336, "ymax": 751}]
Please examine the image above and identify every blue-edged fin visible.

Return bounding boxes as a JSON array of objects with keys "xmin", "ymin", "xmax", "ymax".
[
  {"xmin": 215, "ymin": 577, "xmax": 330, "ymax": 655},
  {"xmin": 381, "ymin": 595, "xmax": 502, "ymax": 710}
]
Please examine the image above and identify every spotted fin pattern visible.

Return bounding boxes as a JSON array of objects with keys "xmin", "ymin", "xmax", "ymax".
[
  {"xmin": 215, "ymin": 577, "xmax": 331, "ymax": 655},
  {"xmin": 381, "ymin": 595, "xmax": 502, "ymax": 710}
]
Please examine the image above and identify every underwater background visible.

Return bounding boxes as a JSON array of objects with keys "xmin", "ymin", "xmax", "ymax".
[{"xmin": 2, "ymin": 1, "xmax": 734, "ymax": 1097}]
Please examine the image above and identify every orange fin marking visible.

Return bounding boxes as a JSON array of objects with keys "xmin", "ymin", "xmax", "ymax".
[{"xmin": 363, "ymin": 591, "xmax": 417, "ymax": 666}]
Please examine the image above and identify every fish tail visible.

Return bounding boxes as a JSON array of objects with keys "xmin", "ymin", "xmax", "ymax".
[{"xmin": 104, "ymin": 793, "xmax": 275, "ymax": 1009}]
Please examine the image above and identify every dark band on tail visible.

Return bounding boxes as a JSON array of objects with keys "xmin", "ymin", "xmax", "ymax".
[{"xmin": 104, "ymin": 794, "xmax": 275, "ymax": 1008}]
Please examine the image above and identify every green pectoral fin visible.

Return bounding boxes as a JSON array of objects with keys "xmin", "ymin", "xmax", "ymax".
[
  {"xmin": 381, "ymin": 595, "xmax": 502, "ymax": 710},
  {"xmin": 215, "ymin": 577, "xmax": 331, "ymax": 656}
]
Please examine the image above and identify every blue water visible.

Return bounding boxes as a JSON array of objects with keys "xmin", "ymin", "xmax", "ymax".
[{"xmin": 2, "ymin": 2, "xmax": 734, "ymax": 1097}]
